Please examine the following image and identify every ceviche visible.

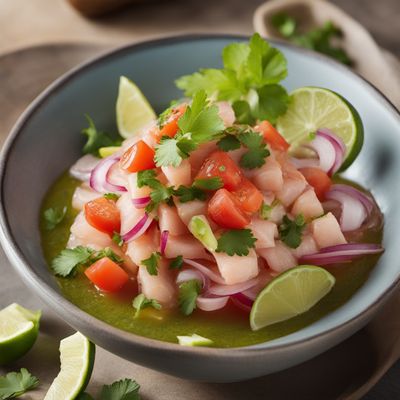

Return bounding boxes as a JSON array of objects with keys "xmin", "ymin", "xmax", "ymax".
[{"xmin": 41, "ymin": 35, "xmax": 383, "ymax": 347}]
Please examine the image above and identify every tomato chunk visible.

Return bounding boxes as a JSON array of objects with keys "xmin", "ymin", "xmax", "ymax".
[
  {"xmin": 299, "ymin": 167, "xmax": 332, "ymax": 200},
  {"xmin": 196, "ymin": 151, "xmax": 242, "ymax": 191},
  {"xmin": 208, "ymin": 189, "xmax": 250, "ymax": 229},
  {"xmin": 255, "ymin": 120, "xmax": 290, "ymax": 151},
  {"xmin": 120, "ymin": 140, "xmax": 155, "ymax": 172},
  {"xmin": 233, "ymin": 179, "xmax": 264, "ymax": 214},
  {"xmin": 84, "ymin": 197, "xmax": 121, "ymax": 235},
  {"xmin": 152, "ymin": 104, "xmax": 187, "ymax": 143},
  {"xmin": 85, "ymin": 257, "xmax": 129, "ymax": 292}
]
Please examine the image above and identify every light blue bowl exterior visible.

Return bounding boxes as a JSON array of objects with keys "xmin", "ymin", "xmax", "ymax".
[{"xmin": 1, "ymin": 35, "xmax": 400, "ymax": 381}]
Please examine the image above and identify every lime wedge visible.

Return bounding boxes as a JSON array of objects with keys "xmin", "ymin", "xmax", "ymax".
[
  {"xmin": 44, "ymin": 332, "xmax": 95, "ymax": 400},
  {"xmin": 116, "ymin": 76, "xmax": 156, "ymax": 138},
  {"xmin": 177, "ymin": 334, "xmax": 214, "ymax": 347},
  {"xmin": 276, "ymin": 87, "xmax": 364, "ymax": 171},
  {"xmin": 250, "ymin": 265, "xmax": 335, "ymax": 331},
  {"xmin": 0, "ymin": 303, "xmax": 41, "ymax": 365},
  {"xmin": 98, "ymin": 146, "xmax": 121, "ymax": 158}
]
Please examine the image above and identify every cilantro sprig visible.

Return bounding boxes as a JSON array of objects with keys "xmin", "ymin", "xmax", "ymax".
[
  {"xmin": 176, "ymin": 34, "xmax": 289, "ymax": 125},
  {"xmin": 43, "ymin": 206, "xmax": 67, "ymax": 230},
  {"xmin": 132, "ymin": 294, "xmax": 161, "ymax": 318},
  {"xmin": 178, "ymin": 279, "xmax": 201, "ymax": 316},
  {"xmin": 154, "ymin": 90, "xmax": 224, "ymax": 167},
  {"xmin": 141, "ymin": 252, "xmax": 161, "ymax": 276},
  {"xmin": 0, "ymin": 368, "xmax": 39, "ymax": 400},
  {"xmin": 51, "ymin": 246, "xmax": 122, "ymax": 277},
  {"xmin": 216, "ymin": 229, "xmax": 256, "ymax": 256},
  {"xmin": 279, "ymin": 214, "xmax": 306, "ymax": 248},
  {"xmin": 169, "ymin": 255, "xmax": 184, "ymax": 270},
  {"xmin": 99, "ymin": 378, "xmax": 140, "ymax": 400}
]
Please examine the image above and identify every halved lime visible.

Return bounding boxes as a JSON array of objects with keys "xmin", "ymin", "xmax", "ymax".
[
  {"xmin": 116, "ymin": 76, "xmax": 156, "ymax": 138},
  {"xmin": 44, "ymin": 332, "xmax": 95, "ymax": 400},
  {"xmin": 177, "ymin": 334, "xmax": 214, "ymax": 347},
  {"xmin": 276, "ymin": 87, "xmax": 364, "ymax": 171},
  {"xmin": 250, "ymin": 265, "xmax": 335, "ymax": 331},
  {"xmin": 0, "ymin": 303, "xmax": 41, "ymax": 365}
]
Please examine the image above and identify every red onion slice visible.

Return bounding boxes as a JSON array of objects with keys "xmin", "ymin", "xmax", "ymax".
[
  {"xmin": 317, "ymin": 129, "xmax": 345, "ymax": 174},
  {"xmin": 90, "ymin": 155, "xmax": 127, "ymax": 194},
  {"xmin": 121, "ymin": 213, "xmax": 152, "ymax": 243},
  {"xmin": 207, "ymin": 277, "xmax": 259, "ymax": 297},
  {"xmin": 230, "ymin": 293, "xmax": 253, "ymax": 313},
  {"xmin": 183, "ymin": 259, "xmax": 226, "ymax": 284},
  {"xmin": 196, "ymin": 295, "xmax": 229, "ymax": 312},
  {"xmin": 304, "ymin": 135, "xmax": 336, "ymax": 173},
  {"xmin": 160, "ymin": 230, "xmax": 169, "ymax": 256},
  {"xmin": 70, "ymin": 154, "xmax": 100, "ymax": 181},
  {"xmin": 329, "ymin": 184, "xmax": 374, "ymax": 215},
  {"xmin": 299, "ymin": 243, "xmax": 384, "ymax": 265},
  {"xmin": 132, "ymin": 196, "xmax": 151, "ymax": 209}
]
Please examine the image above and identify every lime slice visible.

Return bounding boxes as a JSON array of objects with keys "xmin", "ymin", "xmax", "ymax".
[
  {"xmin": 116, "ymin": 76, "xmax": 156, "ymax": 138},
  {"xmin": 250, "ymin": 265, "xmax": 335, "ymax": 331},
  {"xmin": 0, "ymin": 303, "xmax": 41, "ymax": 365},
  {"xmin": 276, "ymin": 87, "xmax": 364, "ymax": 171},
  {"xmin": 44, "ymin": 332, "xmax": 95, "ymax": 400},
  {"xmin": 98, "ymin": 146, "xmax": 121, "ymax": 158},
  {"xmin": 177, "ymin": 334, "xmax": 214, "ymax": 347}
]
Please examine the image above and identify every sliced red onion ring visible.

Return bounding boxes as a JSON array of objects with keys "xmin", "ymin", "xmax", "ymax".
[
  {"xmin": 299, "ymin": 243, "xmax": 384, "ymax": 265},
  {"xmin": 183, "ymin": 259, "xmax": 226, "ymax": 284},
  {"xmin": 241, "ymin": 287, "xmax": 259, "ymax": 301},
  {"xmin": 121, "ymin": 213, "xmax": 152, "ymax": 243},
  {"xmin": 207, "ymin": 277, "xmax": 259, "ymax": 297},
  {"xmin": 70, "ymin": 154, "xmax": 100, "ymax": 181},
  {"xmin": 329, "ymin": 184, "xmax": 374, "ymax": 215},
  {"xmin": 317, "ymin": 128, "xmax": 345, "ymax": 175},
  {"xmin": 176, "ymin": 269, "xmax": 210, "ymax": 292},
  {"xmin": 290, "ymin": 157, "xmax": 319, "ymax": 169},
  {"xmin": 304, "ymin": 134, "xmax": 336, "ymax": 173},
  {"xmin": 90, "ymin": 155, "xmax": 127, "ymax": 193},
  {"xmin": 196, "ymin": 295, "xmax": 229, "ymax": 312},
  {"xmin": 160, "ymin": 230, "xmax": 169, "ymax": 256},
  {"xmin": 132, "ymin": 196, "xmax": 151, "ymax": 209},
  {"xmin": 230, "ymin": 293, "xmax": 253, "ymax": 313}
]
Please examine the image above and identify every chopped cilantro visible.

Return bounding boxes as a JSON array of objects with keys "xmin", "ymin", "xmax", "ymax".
[
  {"xmin": 141, "ymin": 252, "xmax": 161, "ymax": 276},
  {"xmin": 193, "ymin": 177, "xmax": 223, "ymax": 191},
  {"xmin": 176, "ymin": 34, "xmax": 289, "ymax": 123},
  {"xmin": 216, "ymin": 229, "xmax": 256, "ymax": 256},
  {"xmin": 279, "ymin": 214, "xmax": 306, "ymax": 248},
  {"xmin": 132, "ymin": 294, "xmax": 161, "ymax": 318},
  {"xmin": 169, "ymin": 255, "xmax": 184, "ymax": 270},
  {"xmin": 0, "ymin": 368, "xmax": 39, "ymax": 399},
  {"xmin": 112, "ymin": 232, "xmax": 124, "ymax": 247},
  {"xmin": 137, "ymin": 169, "xmax": 157, "ymax": 188},
  {"xmin": 178, "ymin": 279, "xmax": 201, "ymax": 316},
  {"xmin": 104, "ymin": 193, "xmax": 120, "ymax": 201},
  {"xmin": 238, "ymin": 130, "xmax": 270, "ymax": 169},
  {"xmin": 217, "ymin": 135, "xmax": 241, "ymax": 152},
  {"xmin": 82, "ymin": 115, "xmax": 121, "ymax": 157},
  {"xmin": 43, "ymin": 206, "xmax": 67, "ymax": 230},
  {"xmin": 173, "ymin": 185, "xmax": 206, "ymax": 203}
]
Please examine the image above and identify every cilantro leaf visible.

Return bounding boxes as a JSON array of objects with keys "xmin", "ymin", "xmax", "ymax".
[
  {"xmin": 82, "ymin": 115, "xmax": 121, "ymax": 157},
  {"xmin": 112, "ymin": 232, "xmax": 124, "ymax": 247},
  {"xmin": 137, "ymin": 169, "xmax": 157, "ymax": 188},
  {"xmin": 0, "ymin": 368, "xmax": 39, "ymax": 399},
  {"xmin": 256, "ymin": 84, "xmax": 289, "ymax": 123},
  {"xmin": 193, "ymin": 177, "xmax": 223, "ymax": 191},
  {"xmin": 132, "ymin": 293, "xmax": 161, "ymax": 318},
  {"xmin": 99, "ymin": 378, "xmax": 140, "ymax": 400},
  {"xmin": 178, "ymin": 279, "xmax": 201, "ymax": 316},
  {"xmin": 52, "ymin": 246, "xmax": 94, "ymax": 277},
  {"xmin": 222, "ymin": 42, "xmax": 250, "ymax": 75},
  {"xmin": 173, "ymin": 185, "xmax": 206, "ymax": 203},
  {"xmin": 216, "ymin": 229, "xmax": 256, "ymax": 256},
  {"xmin": 104, "ymin": 193, "xmax": 120, "ymax": 201},
  {"xmin": 169, "ymin": 255, "xmax": 184, "ymax": 270},
  {"xmin": 155, "ymin": 137, "xmax": 185, "ymax": 167},
  {"xmin": 217, "ymin": 135, "xmax": 241, "ymax": 152},
  {"xmin": 141, "ymin": 252, "xmax": 161, "ymax": 276},
  {"xmin": 232, "ymin": 101, "xmax": 255, "ymax": 125},
  {"xmin": 279, "ymin": 214, "xmax": 306, "ymax": 248},
  {"xmin": 43, "ymin": 206, "xmax": 67, "ymax": 230},
  {"xmin": 238, "ymin": 131, "xmax": 270, "ymax": 169},
  {"xmin": 91, "ymin": 247, "xmax": 123, "ymax": 264}
]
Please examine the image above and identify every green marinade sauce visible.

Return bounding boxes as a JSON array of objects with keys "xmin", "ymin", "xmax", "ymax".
[{"xmin": 40, "ymin": 172, "xmax": 383, "ymax": 348}]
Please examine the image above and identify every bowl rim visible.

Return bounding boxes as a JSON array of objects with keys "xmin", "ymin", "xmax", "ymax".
[{"xmin": 1, "ymin": 33, "xmax": 400, "ymax": 357}]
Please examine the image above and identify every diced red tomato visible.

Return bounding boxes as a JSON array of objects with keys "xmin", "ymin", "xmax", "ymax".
[
  {"xmin": 196, "ymin": 151, "xmax": 242, "ymax": 191},
  {"xmin": 120, "ymin": 140, "xmax": 155, "ymax": 172},
  {"xmin": 255, "ymin": 120, "xmax": 290, "ymax": 151},
  {"xmin": 299, "ymin": 167, "xmax": 332, "ymax": 200},
  {"xmin": 85, "ymin": 257, "xmax": 129, "ymax": 292},
  {"xmin": 152, "ymin": 104, "xmax": 187, "ymax": 143},
  {"xmin": 208, "ymin": 189, "xmax": 250, "ymax": 229},
  {"xmin": 84, "ymin": 197, "xmax": 121, "ymax": 235},
  {"xmin": 233, "ymin": 179, "xmax": 264, "ymax": 214}
]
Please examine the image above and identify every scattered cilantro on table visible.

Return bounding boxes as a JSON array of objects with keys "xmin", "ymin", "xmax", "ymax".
[
  {"xmin": 132, "ymin": 294, "xmax": 162, "ymax": 318},
  {"xmin": 141, "ymin": 252, "xmax": 161, "ymax": 276},
  {"xmin": 176, "ymin": 33, "xmax": 289, "ymax": 125},
  {"xmin": 271, "ymin": 13, "xmax": 352, "ymax": 66},
  {"xmin": 0, "ymin": 368, "xmax": 39, "ymax": 400},
  {"xmin": 43, "ymin": 206, "xmax": 67, "ymax": 230},
  {"xmin": 178, "ymin": 279, "xmax": 201, "ymax": 316},
  {"xmin": 99, "ymin": 378, "xmax": 141, "ymax": 400},
  {"xmin": 82, "ymin": 115, "xmax": 122, "ymax": 157},
  {"xmin": 216, "ymin": 229, "xmax": 256, "ymax": 256},
  {"xmin": 279, "ymin": 214, "xmax": 306, "ymax": 249}
]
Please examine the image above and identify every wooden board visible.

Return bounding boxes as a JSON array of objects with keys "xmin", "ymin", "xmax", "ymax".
[{"xmin": 0, "ymin": 43, "xmax": 399, "ymax": 400}]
